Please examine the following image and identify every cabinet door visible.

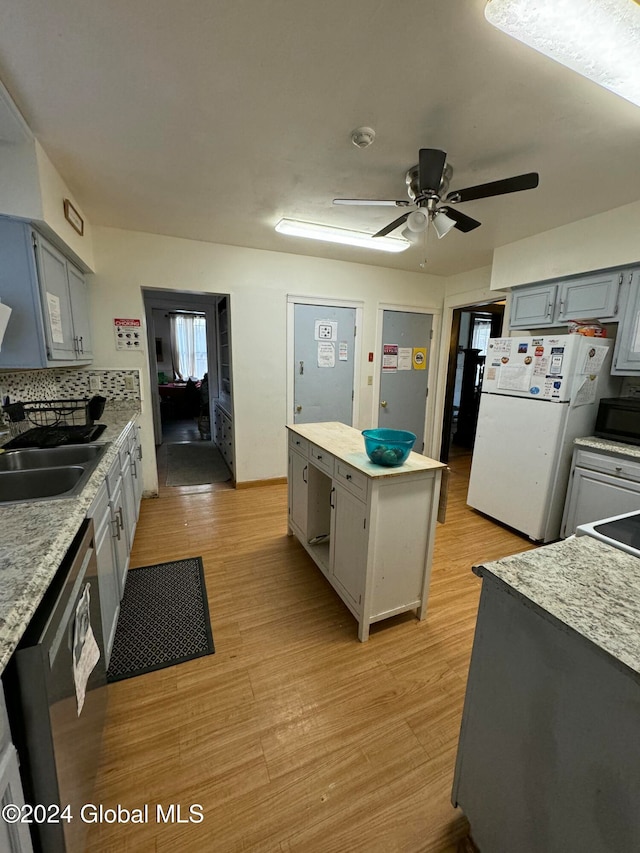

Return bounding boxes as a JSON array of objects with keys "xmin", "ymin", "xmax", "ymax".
[
  {"xmin": 330, "ymin": 484, "xmax": 367, "ymax": 608},
  {"xmin": 67, "ymin": 263, "xmax": 93, "ymax": 359},
  {"xmin": 556, "ymin": 271, "xmax": 621, "ymax": 323},
  {"xmin": 612, "ymin": 270, "xmax": 640, "ymax": 374},
  {"xmin": 109, "ymin": 480, "xmax": 129, "ymax": 598},
  {"xmin": 131, "ymin": 429, "xmax": 143, "ymax": 508},
  {"xmin": 34, "ymin": 235, "xmax": 76, "ymax": 359},
  {"xmin": 121, "ymin": 453, "xmax": 137, "ymax": 549},
  {"xmin": 0, "ymin": 745, "xmax": 34, "ymax": 853},
  {"xmin": 562, "ymin": 466, "xmax": 640, "ymax": 536},
  {"xmin": 509, "ymin": 283, "xmax": 557, "ymax": 329},
  {"xmin": 289, "ymin": 449, "xmax": 309, "ymax": 536},
  {"xmin": 94, "ymin": 504, "xmax": 120, "ymax": 666}
]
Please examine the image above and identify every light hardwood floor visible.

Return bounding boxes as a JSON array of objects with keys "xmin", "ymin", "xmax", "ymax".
[{"xmin": 86, "ymin": 450, "xmax": 535, "ymax": 853}]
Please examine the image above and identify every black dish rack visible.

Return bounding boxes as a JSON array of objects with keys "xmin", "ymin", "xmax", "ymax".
[{"xmin": 2, "ymin": 397, "xmax": 107, "ymax": 447}]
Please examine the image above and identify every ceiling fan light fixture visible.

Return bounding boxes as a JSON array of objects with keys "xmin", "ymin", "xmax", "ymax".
[
  {"xmin": 485, "ymin": 0, "xmax": 640, "ymax": 108},
  {"xmin": 432, "ymin": 210, "xmax": 457, "ymax": 239},
  {"xmin": 406, "ymin": 210, "xmax": 429, "ymax": 232},
  {"xmin": 401, "ymin": 226, "xmax": 422, "ymax": 244},
  {"xmin": 274, "ymin": 218, "xmax": 409, "ymax": 253}
]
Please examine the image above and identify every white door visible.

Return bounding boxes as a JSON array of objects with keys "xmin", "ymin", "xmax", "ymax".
[
  {"xmin": 293, "ymin": 303, "xmax": 356, "ymax": 424},
  {"xmin": 378, "ymin": 310, "xmax": 433, "ymax": 452}
]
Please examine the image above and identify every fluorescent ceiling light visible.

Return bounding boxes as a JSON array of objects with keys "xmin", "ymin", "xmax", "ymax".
[
  {"xmin": 485, "ymin": 0, "xmax": 640, "ymax": 107},
  {"xmin": 275, "ymin": 218, "xmax": 409, "ymax": 253}
]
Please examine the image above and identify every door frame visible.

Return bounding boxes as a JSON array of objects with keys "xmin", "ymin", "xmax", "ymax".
[
  {"xmin": 374, "ymin": 303, "xmax": 442, "ymax": 456},
  {"xmin": 431, "ymin": 285, "xmax": 508, "ymax": 460},
  {"xmin": 287, "ymin": 295, "xmax": 364, "ymax": 427}
]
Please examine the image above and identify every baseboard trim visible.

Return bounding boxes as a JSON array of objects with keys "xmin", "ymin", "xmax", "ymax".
[{"xmin": 235, "ymin": 476, "xmax": 288, "ymax": 489}]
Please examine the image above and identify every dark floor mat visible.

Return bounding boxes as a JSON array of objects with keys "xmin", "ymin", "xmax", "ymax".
[{"xmin": 107, "ymin": 556, "xmax": 215, "ymax": 682}]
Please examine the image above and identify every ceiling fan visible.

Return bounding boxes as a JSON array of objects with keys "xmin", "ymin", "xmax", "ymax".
[{"xmin": 333, "ymin": 148, "xmax": 539, "ymax": 242}]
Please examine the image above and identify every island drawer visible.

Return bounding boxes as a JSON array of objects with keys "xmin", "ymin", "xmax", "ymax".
[
  {"xmin": 309, "ymin": 443, "xmax": 334, "ymax": 476},
  {"xmin": 288, "ymin": 432, "xmax": 309, "ymax": 455},
  {"xmin": 335, "ymin": 460, "xmax": 368, "ymax": 500},
  {"xmin": 574, "ymin": 449, "xmax": 640, "ymax": 482}
]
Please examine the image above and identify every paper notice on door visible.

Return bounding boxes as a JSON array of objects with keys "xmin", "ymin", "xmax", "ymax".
[
  {"xmin": 46, "ymin": 292, "xmax": 64, "ymax": 343},
  {"xmin": 338, "ymin": 341, "xmax": 348, "ymax": 361},
  {"xmin": 398, "ymin": 347, "xmax": 412, "ymax": 370},
  {"xmin": 579, "ymin": 344, "xmax": 608, "ymax": 375},
  {"xmin": 315, "ymin": 320, "xmax": 337, "ymax": 342},
  {"xmin": 572, "ymin": 375, "xmax": 598, "ymax": 407},
  {"xmin": 413, "ymin": 347, "xmax": 427, "ymax": 369},
  {"xmin": 497, "ymin": 364, "xmax": 533, "ymax": 392},
  {"xmin": 73, "ymin": 584, "xmax": 100, "ymax": 716},
  {"xmin": 383, "ymin": 344, "xmax": 398, "ymax": 372},
  {"xmin": 317, "ymin": 341, "xmax": 335, "ymax": 367}
]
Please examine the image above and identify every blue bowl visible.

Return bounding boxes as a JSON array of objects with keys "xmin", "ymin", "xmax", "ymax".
[{"xmin": 362, "ymin": 428, "xmax": 417, "ymax": 467}]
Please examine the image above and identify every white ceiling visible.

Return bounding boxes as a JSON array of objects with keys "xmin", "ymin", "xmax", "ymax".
[{"xmin": 1, "ymin": 0, "xmax": 640, "ymax": 276}]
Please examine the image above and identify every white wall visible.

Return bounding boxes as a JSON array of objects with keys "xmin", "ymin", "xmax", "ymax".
[
  {"xmin": 35, "ymin": 141, "xmax": 95, "ymax": 271},
  {"xmin": 491, "ymin": 199, "xmax": 640, "ymax": 290},
  {"xmin": 89, "ymin": 227, "xmax": 448, "ymax": 491}
]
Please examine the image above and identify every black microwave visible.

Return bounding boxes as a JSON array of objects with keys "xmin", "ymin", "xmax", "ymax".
[{"xmin": 594, "ymin": 397, "xmax": 640, "ymax": 446}]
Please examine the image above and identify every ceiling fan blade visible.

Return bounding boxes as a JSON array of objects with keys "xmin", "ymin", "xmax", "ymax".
[
  {"xmin": 373, "ymin": 212, "xmax": 410, "ymax": 238},
  {"xmin": 446, "ymin": 172, "xmax": 539, "ymax": 204},
  {"xmin": 418, "ymin": 149, "xmax": 447, "ymax": 193},
  {"xmin": 440, "ymin": 206, "xmax": 482, "ymax": 233},
  {"xmin": 333, "ymin": 198, "xmax": 410, "ymax": 207}
]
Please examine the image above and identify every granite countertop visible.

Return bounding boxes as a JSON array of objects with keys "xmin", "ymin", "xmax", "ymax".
[
  {"xmin": 575, "ymin": 435, "xmax": 640, "ymax": 461},
  {"xmin": 287, "ymin": 422, "xmax": 445, "ymax": 478},
  {"xmin": 0, "ymin": 403, "xmax": 140, "ymax": 675},
  {"xmin": 475, "ymin": 535, "xmax": 640, "ymax": 678}
]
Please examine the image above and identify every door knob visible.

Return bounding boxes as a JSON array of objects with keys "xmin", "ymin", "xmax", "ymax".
[
  {"xmin": 380, "ymin": 401, "xmax": 388, "ymax": 408},
  {"xmin": 296, "ymin": 405, "xmax": 302, "ymax": 413}
]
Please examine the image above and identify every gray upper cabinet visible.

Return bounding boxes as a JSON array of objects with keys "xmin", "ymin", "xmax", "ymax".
[
  {"xmin": 612, "ymin": 269, "xmax": 640, "ymax": 374},
  {"xmin": 509, "ymin": 282, "xmax": 557, "ymax": 328},
  {"xmin": 0, "ymin": 218, "xmax": 92, "ymax": 368},
  {"xmin": 556, "ymin": 270, "xmax": 622, "ymax": 323},
  {"xmin": 509, "ymin": 269, "xmax": 624, "ymax": 330}
]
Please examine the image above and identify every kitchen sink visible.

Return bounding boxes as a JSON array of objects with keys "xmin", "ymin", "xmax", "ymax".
[
  {"xmin": 0, "ymin": 443, "xmax": 110, "ymax": 504},
  {"xmin": 0, "ymin": 444, "xmax": 106, "ymax": 471}
]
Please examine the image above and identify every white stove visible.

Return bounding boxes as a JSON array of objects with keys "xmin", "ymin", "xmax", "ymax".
[{"xmin": 577, "ymin": 509, "xmax": 640, "ymax": 558}]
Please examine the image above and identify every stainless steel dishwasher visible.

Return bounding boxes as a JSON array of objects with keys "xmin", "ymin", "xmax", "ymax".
[{"xmin": 3, "ymin": 519, "xmax": 107, "ymax": 853}]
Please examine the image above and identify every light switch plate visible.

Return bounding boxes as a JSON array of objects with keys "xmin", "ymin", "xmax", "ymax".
[
  {"xmin": 125, "ymin": 375, "xmax": 135, "ymax": 390},
  {"xmin": 89, "ymin": 376, "xmax": 101, "ymax": 391}
]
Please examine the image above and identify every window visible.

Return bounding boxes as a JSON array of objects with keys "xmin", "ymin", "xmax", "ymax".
[{"xmin": 169, "ymin": 313, "xmax": 208, "ymax": 380}]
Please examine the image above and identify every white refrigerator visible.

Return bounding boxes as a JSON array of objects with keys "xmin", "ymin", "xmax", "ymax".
[{"xmin": 466, "ymin": 334, "xmax": 619, "ymax": 542}]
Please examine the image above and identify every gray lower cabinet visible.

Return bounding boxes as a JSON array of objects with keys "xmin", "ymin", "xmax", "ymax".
[
  {"xmin": 87, "ymin": 480, "xmax": 120, "ymax": 667},
  {"xmin": 0, "ymin": 218, "xmax": 92, "ymax": 368},
  {"xmin": 452, "ymin": 573, "xmax": 640, "ymax": 853},
  {"xmin": 561, "ymin": 447, "xmax": 640, "ymax": 536},
  {"xmin": 0, "ymin": 689, "xmax": 33, "ymax": 853}
]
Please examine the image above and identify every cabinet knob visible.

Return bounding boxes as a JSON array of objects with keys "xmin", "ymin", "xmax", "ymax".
[{"xmin": 380, "ymin": 401, "xmax": 388, "ymax": 408}]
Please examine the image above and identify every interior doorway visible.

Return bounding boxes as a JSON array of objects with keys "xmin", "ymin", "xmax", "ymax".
[
  {"xmin": 440, "ymin": 301, "xmax": 504, "ymax": 463},
  {"xmin": 143, "ymin": 289, "xmax": 234, "ymax": 490}
]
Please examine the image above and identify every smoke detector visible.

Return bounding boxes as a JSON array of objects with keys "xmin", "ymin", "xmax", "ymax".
[{"xmin": 350, "ymin": 127, "xmax": 376, "ymax": 149}]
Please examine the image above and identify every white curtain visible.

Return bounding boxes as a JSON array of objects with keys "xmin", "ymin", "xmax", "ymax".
[{"xmin": 169, "ymin": 314, "xmax": 208, "ymax": 380}]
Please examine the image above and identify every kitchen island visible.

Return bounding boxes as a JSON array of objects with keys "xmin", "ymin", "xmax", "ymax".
[
  {"xmin": 452, "ymin": 535, "xmax": 640, "ymax": 852},
  {"xmin": 287, "ymin": 422, "xmax": 445, "ymax": 641}
]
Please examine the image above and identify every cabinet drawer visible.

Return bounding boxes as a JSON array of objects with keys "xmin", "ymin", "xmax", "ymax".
[
  {"xmin": 309, "ymin": 443, "xmax": 334, "ymax": 476},
  {"xmin": 574, "ymin": 449, "xmax": 640, "ymax": 482},
  {"xmin": 288, "ymin": 432, "xmax": 309, "ymax": 455},
  {"xmin": 335, "ymin": 460, "xmax": 368, "ymax": 500}
]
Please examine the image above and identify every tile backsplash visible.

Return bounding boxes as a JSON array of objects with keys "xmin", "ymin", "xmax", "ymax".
[{"xmin": 0, "ymin": 368, "xmax": 141, "ymax": 409}]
